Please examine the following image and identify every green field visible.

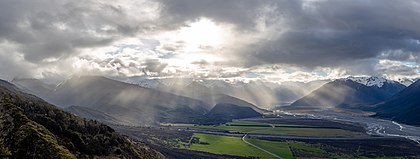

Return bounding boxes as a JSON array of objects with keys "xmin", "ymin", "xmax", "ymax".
[
  {"xmin": 183, "ymin": 133, "xmax": 294, "ymax": 159},
  {"xmin": 185, "ymin": 121, "xmax": 364, "ymax": 137},
  {"xmin": 246, "ymin": 138, "xmax": 294, "ymax": 159},
  {"xmin": 180, "ymin": 133, "xmax": 406, "ymax": 159},
  {"xmin": 288, "ymin": 141, "xmax": 326, "ymax": 154}
]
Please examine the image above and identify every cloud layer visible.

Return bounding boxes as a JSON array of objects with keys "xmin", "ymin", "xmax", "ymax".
[{"xmin": 0, "ymin": 0, "xmax": 420, "ymax": 82}]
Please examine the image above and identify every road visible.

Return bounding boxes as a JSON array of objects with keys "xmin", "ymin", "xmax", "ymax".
[{"xmin": 241, "ymin": 133, "xmax": 283, "ymax": 159}]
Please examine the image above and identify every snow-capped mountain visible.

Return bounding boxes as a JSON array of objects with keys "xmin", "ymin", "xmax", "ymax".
[
  {"xmin": 114, "ymin": 76, "xmax": 248, "ymax": 90},
  {"xmin": 292, "ymin": 76, "xmax": 406, "ymax": 108},
  {"xmin": 158, "ymin": 78, "xmax": 194, "ymax": 88},
  {"xmin": 340, "ymin": 76, "xmax": 395, "ymax": 87},
  {"xmin": 397, "ymin": 78, "xmax": 419, "ymax": 87},
  {"xmin": 192, "ymin": 79, "xmax": 231, "ymax": 88},
  {"xmin": 111, "ymin": 76, "xmax": 163, "ymax": 89}
]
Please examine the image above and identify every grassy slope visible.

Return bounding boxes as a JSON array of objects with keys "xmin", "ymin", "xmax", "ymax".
[{"xmin": 288, "ymin": 141, "xmax": 326, "ymax": 154}]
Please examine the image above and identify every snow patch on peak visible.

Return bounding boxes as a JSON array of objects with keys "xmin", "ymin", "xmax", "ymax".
[
  {"xmin": 196, "ymin": 80, "xmax": 232, "ymax": 88},
  {"xmin": 397, "ymin": 78, "xmax": 419, "ymax": 86},
  {"xmin": 116, "ymin": 76, "xmax": 162, "ymax": 89},
  {"xmin": 191, "ymin": 79, "xmax": 247, "ymax": 88},
  {"xmin": 343, "ymin": 76, "xmax": 394, "ymax": 87},
  {"xmin": 132, "ymin": 79, "xmax": 161, "ymax": 88},
  {"xmin": 158, "ymin": 78, "xmax": 193, "ymax": 87}
]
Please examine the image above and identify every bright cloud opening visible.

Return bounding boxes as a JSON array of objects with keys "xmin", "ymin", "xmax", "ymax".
[{"xmin": 178, "ymin": 18, "xmax": 227, "ymax": 50}]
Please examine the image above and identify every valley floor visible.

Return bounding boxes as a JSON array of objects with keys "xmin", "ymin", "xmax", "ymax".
[{"xmin": 113, "ymin": 117, "xmax": 420, "ymax": 159}]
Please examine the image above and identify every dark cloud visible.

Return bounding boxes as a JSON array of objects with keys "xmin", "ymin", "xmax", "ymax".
[
  {"xmin": 250, "ymin": 0, "xmax": 420, "ymax": 67},
  {"xmin": 248, "ymin": 29, "xmax": 420, "ymax": 67},
  {"xmin": 159, "ymin": 0, "xmax": 420, "ymax": 68},
  {"xmin": 376, "ymin": 60, "xmax": 420, "ymax": 77},
  {"xmin": 0, "ymin": 45, "xmax": 33, "ymax": 80},
  {"xmin": 0, "ymin": 0, "xmax": 146, "ymax": 63},
  {"xmin": 142, "ymin": 59, "xmax": 168, "ymax": 73},
  {"xmin": 158, "ymin": 0, "xmax": 267, "ymax": 30},
  {"xmin": 379, "ymin": 50, "xmax": 420, "ymax": 62},
  {"xmin": 1, "ymin": 0, "xmax": 420, "ymax": 80},
  {"xmin": 74, "ymin": 56, "xmax": 168, "ymax": 77}
]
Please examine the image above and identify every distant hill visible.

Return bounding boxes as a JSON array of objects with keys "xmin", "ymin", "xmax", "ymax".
[
  {"xmin": 12, "ymin": 78, "xmax": 55, "ymax": 100},
  {"xmin": 210, "ymin": 94, "xmax": 267, "ymax": 113},
  {"xmin": 291, "ymin": 77, "xmax": 406, "ymax": 108},
  {"xmin": 168, "ymin": 82, "xmax": 267, "ymax": 113},
  {"xmin": 204, "ymin": 103, "xmax": 261, "ymax": 123},
  {"xmin": 152, "ymin": 79, "xmax": 278, "ymax": 108},
  {"xmin": 13, "ymin": 76, "xmax": 210, "ymax": 126},
  {"xmin": 0, "ymin": 79, "xmax": 164, "ymax": 158},
  {"xmin": 119, "ymin": 76, "xmax": 328, "ymax": 107},
  {"xmin": 373, "ymin": 79, "xmax": 420, "ymax": 125},
  {"xmin": 167, "ymin": 80, "xmax": 268, "ymax": 113}
]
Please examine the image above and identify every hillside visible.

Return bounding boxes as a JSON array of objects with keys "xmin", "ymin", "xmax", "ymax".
[
  {"xmin": 156, "ymin": 80, "xmax": 275, "ymax": 109},
  {"xmin": 0, "ymin": 103, "xmax": 75, "ymax": 159},
  {"xmin": 204, "ymin": 103, "xmax": 262, "ymax": 123},
  {"xmin": 291, "ymin": 77, "xmax": 405, "ymax": 108},
  {"xmin": 0, "ymin": 79, "xmax": 164, "ymax": 158},
  {"xmin": 13, "ymin": 76, "xmax": 210, "ymax": 126},
  {"xmin": 64, "ymin": 106, "xmax": 130, "ymax": 126},
  {"xmin": 373, "ymin": 80, "xmax": 420, "ymax": 125},
  {"xmin": 210, "ymin": 94, "xmax": 267, "ymax": 113}
]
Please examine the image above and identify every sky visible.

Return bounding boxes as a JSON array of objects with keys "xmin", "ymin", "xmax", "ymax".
[{"xmin": 1, "ymin": 0, "xmax": 420, "ymax": 83}]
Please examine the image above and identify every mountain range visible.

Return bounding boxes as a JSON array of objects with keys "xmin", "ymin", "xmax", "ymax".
[
  {"xmin": 13, "ymin": 76, "xmax": 265, "ymax": 126},
  {"xmin": 13, "ymin": 76, "xmax": 210, "ymax": 126},
  {"xmin": 116, "ymin": 76, "xmax": 329, "ymax": 107},
  {"xmin": 291, "ymin": 77, "xmax": 406, "ymax": 108},
  {"xmin": 12, "ymin": 75, "xmax": 420, "ymax": 127}
]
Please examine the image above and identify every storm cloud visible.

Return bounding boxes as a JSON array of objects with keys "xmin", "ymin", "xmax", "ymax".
[
  {"xmin": 0, "ymin": 0, "xmax": 420, "ymax": 81},
  {"xmin": 0, "ymin": 0, "xmax": 156, "ymax": 62},
  {"xmin": 158, "ymin": 0, "xmax": 420, "ymax": 67}
]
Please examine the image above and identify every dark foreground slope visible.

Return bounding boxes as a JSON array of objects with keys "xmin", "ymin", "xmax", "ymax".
[
  {"xmin": 374, "ymin": 80, "xmax": 420, "ymax": 125},
  {"xmin": 0, "ymin": 103, "xmax": 75, "ymax": 159},
  {"xmin": 0, "ymin": 80, "xmax": 164, "ymax": 159}
]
